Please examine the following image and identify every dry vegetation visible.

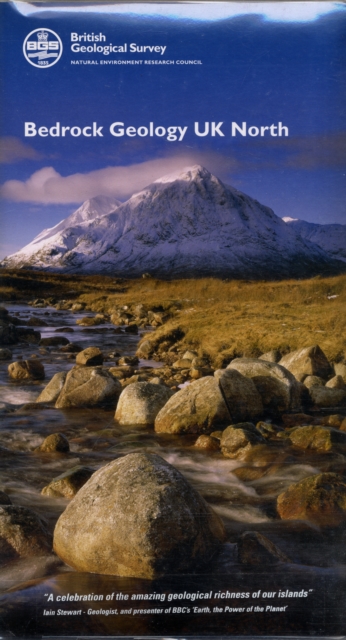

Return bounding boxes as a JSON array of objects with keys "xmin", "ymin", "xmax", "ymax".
[{"xmin": 1, "ymin": 269, "xmax": 345, "ymax": 365}]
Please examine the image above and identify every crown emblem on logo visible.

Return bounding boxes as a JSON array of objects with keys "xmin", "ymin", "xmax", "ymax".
[{"xmin": 37, "ymin": 30, "xmax": 49, "ymax": 41}]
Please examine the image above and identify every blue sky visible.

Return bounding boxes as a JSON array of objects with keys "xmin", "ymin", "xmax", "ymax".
[{"xmin": 0, "ymin": 1, "xmax": 345, "ymax": 258}]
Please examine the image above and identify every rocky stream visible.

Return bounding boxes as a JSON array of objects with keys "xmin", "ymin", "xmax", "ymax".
[{"xmin": 0, "ymin": 301, "xmax": 346, "ymax": 637}]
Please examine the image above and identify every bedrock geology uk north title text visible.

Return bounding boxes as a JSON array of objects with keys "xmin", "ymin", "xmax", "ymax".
[{"xmin": 24, "ymin": 122, "xmax": 289, "ymax": 141}]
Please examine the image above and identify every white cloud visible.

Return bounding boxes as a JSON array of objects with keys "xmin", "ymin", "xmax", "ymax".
[
  {"xmin": 0, "ymin": 153, "xmax": 237, "ymax": 204},
  {"xmin": 13, "ymin": 1, "xmax": 343, "ymax": 22}
]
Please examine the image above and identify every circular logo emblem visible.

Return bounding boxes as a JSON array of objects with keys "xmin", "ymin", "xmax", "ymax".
[{"xmin": 23, "ymin": 28, "xmax": 63, "ymax": 68}]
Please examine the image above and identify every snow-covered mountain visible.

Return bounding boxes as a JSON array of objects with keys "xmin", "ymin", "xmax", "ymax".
[
  {"xmin": 283, "ymin": 217, "xmax": 346, "ymax": 263},
  {"xmin": 23, "ymin": 195, "xmax": 121, "ymax": 247},
  {"xmin": 2, "ymin": 166, "xmax": 344, "ymax": 279}
]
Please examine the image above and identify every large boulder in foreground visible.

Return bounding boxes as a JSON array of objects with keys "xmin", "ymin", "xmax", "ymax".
[
  {"xmin": 220, "ymin": 424, "xmax": 265, "ymax": 460},
  {"xmin": 288, "ymin": 425, "xmax": 346, "ymax": 452},
  {"xmin": 0, "ymin": 506, "xmax": 51, "ymax": 563},
  {"xmin": 76, "ymin": 347, "xmax": 103, "ymax": 366},
  {"xmin": 308, "ymin": 386, "xmax": 346, "ymax": 408},
  {"xmin": 55, "ymin": 366, "xmax": 121, "ymax": 409},
  {"xmin": 238, "ymin": 531, "xmax": 290, "ymax": 565},
  {"xmin": 277, "ymin": 473, "xmax": 346, "ymax": 527},
  {"xmin": 42, "ymin": 466, "xmax": 94, "ymax": 499},
  {"xmin": 115, "ymin": 382, "xmax": 173, "ymax": 425},
  {"xmin": 279, "ymin": 345, "xmax": 332, "ymax": 381},
  {"xmin": 227, "ymin": 358, "xmax": 302, "ymax": 414},
  {"xmin": 8, "ymin": 359, "xmax": 45, "ymax": 381},
  {"xmin": 36, "ymin": 372, "xmax": 67, "ymax": 403},
  {"xmin": 214, "ymin": 369, "xmax": 263, "ymax": 422},
  {"xmin": 155, "ymin": 377, "xmax": 230, "ymax": 434},
  {"xmin": 53, "ymin": 453, "xmax": 226, "ymax": 578}
]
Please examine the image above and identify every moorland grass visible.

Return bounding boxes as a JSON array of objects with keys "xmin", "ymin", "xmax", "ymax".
[{"xmin": 1, "ymin": 270, "xmax": 345, "ymax": 365}]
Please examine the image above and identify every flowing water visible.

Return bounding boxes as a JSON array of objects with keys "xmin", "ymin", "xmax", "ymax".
[{"xmin": 0, "ymin": 303, "xmax": 345, "ymax": 637}]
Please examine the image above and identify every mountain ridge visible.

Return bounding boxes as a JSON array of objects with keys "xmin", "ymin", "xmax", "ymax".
[
  {"xmin": 2, "ymin": 165, "xmax": 345, "ymax": 280},
  {"xmin": 283, "ymin": 217, "xmax": 346, "ymax": 263}
]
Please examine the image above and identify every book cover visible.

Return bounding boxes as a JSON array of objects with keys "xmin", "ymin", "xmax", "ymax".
[{"xmin": 0, "ymin": 1, "xmax": 346, "ymax": 638}]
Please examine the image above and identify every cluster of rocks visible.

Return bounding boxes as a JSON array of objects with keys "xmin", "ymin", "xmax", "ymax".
[
  {"xmin": 16, "ymin": 340, "xmax": 344, "ymax": 426},
  {"xmin": 0, "ymin": 306, "xmax": 41, "ymax": 348},
  {"xmin": 2, "ymin": 445, "xmax": 346, "ymax": 576},
  {"xmin": 2, "ymin": 299, "xmax": 346, "ymax": 580},
  {"xmin": 27, "ymin": 297, "xmax": 175, "ymax": 330}
]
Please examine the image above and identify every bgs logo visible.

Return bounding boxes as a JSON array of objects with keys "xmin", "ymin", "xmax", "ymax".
[{"xmin": 23, "ymin": 29, "xmax": 63, "ymax": 68}]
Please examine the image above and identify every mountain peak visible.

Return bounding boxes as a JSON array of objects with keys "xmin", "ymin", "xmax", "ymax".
[
  {"xmin": 2, "ymin": 166, "xmax": 344, "ymax": 278},
  {"xmin": 154, "ymin": 164, "xmax": 211, "ymax": 185}
]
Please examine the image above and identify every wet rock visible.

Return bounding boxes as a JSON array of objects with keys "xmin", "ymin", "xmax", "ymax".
[
  {"xmin": 322, "ymin": 414, "xmax": 346, "ymax": 428},
  {"xmin": 35, "ymin": 433, "xmax": 70, "ymax": 453},
  {"xmin": 238, "ymin": 531, "xmax": 290, "ymax": 565},
  {"xmin": 42, "ymin": 466, "xmax": 94, "ymax": 498},
  {"xmin": 0, "ymin": 492, "xmax": 12, "ymax": 505},
  {"xmin": 279, "ymin": 345, "xmax": 332, "ymax": 381},
  {"xmin": 180, "ymin": 350, "xmax": 197, "ymax": 360},
  {"xmin": 190, "ymin": 367, "xmax": 204, "ymax": 380},
  {"xmin": 31, "ymin": 298, "xmax": 47, "ymax": 308},
  {"xmin": 232, "ymin": 466, "xmax": 269, "ymax": 482},
  {"xmin": 109, "ymin": 365, "xmax": 135, "ymax": 380},
  {"xmin": 334, "ymin": 362, "xmax": 346, "ymax": 383},
  {"xmin": 124, "ymin": 324, "xmax": 138, "ymax": 334},
  {"xmin": 39, "ymin": 336, "xmax": 70, "ymax": 347},
  {"xmin": 55, "ymin": 326, "xmax": 74, "ymax": 333},
  {"xmin": 115, "ymin": 382, "xmax": 174, "ymax": 426},
  {"xmin": 71, "ymin": 302, "xmax": 85, "ymax": 312},
  {"xmin": 55, "ymin": 300, "xmax": 72, "ymax": 311},
  {"xmin": 0, "ymin": 348, "xmax": 12, "ymax": 360},
  {"xmin": 259, "ymin": 350, "xmax": 282, "ymax": 363},
  {"xmin": 173, "ymin": 358, "xmax": 193, "ymax": 369},
  {"xmin": 133, "ymin": 303, "xmax": 147, "ymax": 318},
  {"xmin": 0, "ymin": 506, "xmax": 51, "ymax": 563},
  {"xmin": 8, "ymin": 359, "xmax": 45, "ymax": 381},
  {"xmin": 16, "ymin": 402, "xmax": 51, "ymax": 413},
  {"xmin": 304, "ymin": 375, "xmax": 325, "ymax": 389},
  {"xmin": 155, "ymin": 377, "xmax": 230, "ymax": 434},
  {"xmin": 120, "ymin": 374, "xmax": 150, "ymax": 387},
  {"xmin": 27, "ymin": 316, "xmax": 48, "ymax": 327},
  {"xmin": 76, "ymin": 347, "xmax": 103, "ymax": 366},
  {"xmin": 136, "ymin": 339, "xmax": 154, "ymax": 359},
  {"xmin": 220, "ymin": 425, "xmax": 265, "ymax": 460},
  {"xmin": 309, "ymin": 386, "xmax": 346, "ymax": 408},
  {"xmin": 326, "ymin": 375, "xmax": 346, "ymax": 389},
  {"xmin": 150, "ymin": 311, "xmax": 170, "ymax": 326},
  {"xmin": 215, "ymin": 368, "xmax": 263, "ymax": 422},
  {"xmin": 7, "ymin": 315, "xmax": 22, "ymax": 326},
  {"xmin": 288, "ymin": 425, "xmax": 346, "ymax": 452},
  {"xmin": 53, "ymin": 452, "xmax": 226, "ymax": 578},
  {"xmin": 55, "ymin": 366, "xmax": 121, "ymax": 409},
  {"xmin": 194, "ymin": 435, "xmax": 220, "ymax": 451},
  {"xmin": 76, "ymin": 315, "xmax": 104, "ymax": 326},
  {"xmin": 118, "ymin": 355, "xmax": 139, "ymax": 366},
  {"xmin": 227, "ymin": 358, "xmax": 301, "ymax": 414},
  {"xmin": 281, "ymin": 413, "xmax": 315, "ymax": 428},
  {"xmin": 192, "ymin": 357, "xmax": 210, "ymax": 368},
  {"xmin": 0, "ymin": 319, "xmax": 18, "ymax": 346},
  {"xmin": 16, "ymin": 327, "xmax": 40, "ymax": 343},
  {"xmin": 277, "ymin": 472, "xmax": 346, "ymax": 527},
  {"xmin": 149, "ymin": 376, "xmax": 166, "ymax": 385},
  {"xmin": 36, "ymin": 371, "xmax": 67, "ymax": 403},
  {"xmin": 60, "ymin": 343, "xmax": 82, "ymax": 353},
  {"xmin": 255, "ymin": 421, "xmax": 283, "ymax": 439}
]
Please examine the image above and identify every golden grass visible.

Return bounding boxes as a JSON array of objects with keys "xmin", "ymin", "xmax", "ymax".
[{"xmin": 1, "ymin": 270, "xmax": 345, "ymax": 364}]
